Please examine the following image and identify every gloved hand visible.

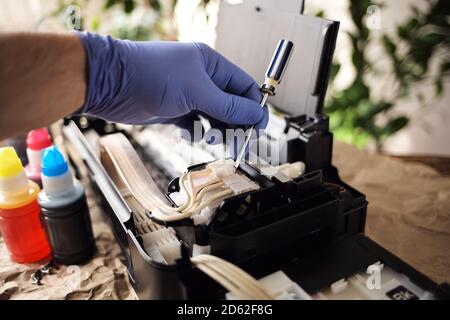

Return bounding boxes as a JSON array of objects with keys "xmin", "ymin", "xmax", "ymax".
[{"xmin": 77, "ymin": 32, "xmax": 269, "ymax": 141}]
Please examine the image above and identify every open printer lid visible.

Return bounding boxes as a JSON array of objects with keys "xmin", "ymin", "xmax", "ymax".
[{"xmin": 214, "ymin": 0, "xmax": 339, "ymax": 117}]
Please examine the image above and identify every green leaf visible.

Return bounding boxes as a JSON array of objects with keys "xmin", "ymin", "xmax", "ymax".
[
  {"xmin": 105, "ymin": 0, "xmax": 120, "ymax": 9},
  {"xmin": 329, "ymin": 63, "xmax": 341, "ymax": 82},
  {"xmin": 397, "ymin": 18, "xmax": 418, "ymax": 39},
  {"xmin": 348, "ymin": 79, "xmax": 370, "ymax": 101},
  {"xmin": 360, "ymin": 25, "xmax": 370, "ymax": 41},
  {"xmin": 381, "ymin": 34, "xmax": 396, "ymax": 55},
  {"xmin": 148, "ymin": 0, "xmax": 161, "ymax": 12},
  {"xmin": 421, "ymin": 32, "xmax": 447, "ymax": 48},
  {"xmin": 198, "ymin": 0, "xmax": 210, "ymax": 8},
  {"xmin": 382, "ymin": 117, "xmax": 409, "ymax": 136},
  {"xmin": 359, "ymin": 101, "xmax": 394, "ymax": 119},
  {"xmin": 124, "ymin": 0, "xmax": 135, "ymax": 13},
  {"xmin": 315, "ymin": 10, "xmax": 325, "ymax": 18}
]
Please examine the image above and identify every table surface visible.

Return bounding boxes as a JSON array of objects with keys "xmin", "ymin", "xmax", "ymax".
[
  {"xmin": 333, "ymin": 142, "xmax": 450, "ymax": 285},
  {"xmin": 1, "ymin": 141, "xmax": 449, "ymax": 299}
]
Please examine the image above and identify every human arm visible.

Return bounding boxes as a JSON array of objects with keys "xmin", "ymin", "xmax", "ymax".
[
  {"xmin": 0, "ymin": 32, "xmax": 268, "ymax": 141},
  {"xmin": 0, "ymin": 32, "xmax": 86, "ymax": 139}
]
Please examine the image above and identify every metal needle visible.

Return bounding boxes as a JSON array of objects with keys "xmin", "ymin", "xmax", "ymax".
[{"xmin": 234, "ymin": 93, "xmax": 268, "ymax": 168}]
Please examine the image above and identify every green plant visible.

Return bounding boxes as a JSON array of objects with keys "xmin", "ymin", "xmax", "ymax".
[
  {"xmin": 43, "ymin": 0, "xmax": 175, "ymax": 40},
  {"xmin": 324, "ymin": 0, "xmax": 449, "ymax": 150},
  {"xmin": 47, "ymin": 0, "xmax": 212, "ymax": 41},
  {"xmin": 101, "ymin": 0, "xmax": 176, "ymax": 40}
]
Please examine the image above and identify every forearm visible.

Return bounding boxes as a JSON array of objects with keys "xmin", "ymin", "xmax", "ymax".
[
  {"xmin": 0, "ymin": 32, "xmax": 266, "ymax": 142},
  {"xmin": 0, "ymin": 32, "xmax": 86, "ymax": 139}
]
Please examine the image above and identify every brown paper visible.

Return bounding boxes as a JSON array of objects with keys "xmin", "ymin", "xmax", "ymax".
[
  {"xmin": 0, "ymin": 180, "xmax": 137, "ymax": 300},
  {"xmin": 333, "ymin": 141, "xmax": 450, "ymax": 284},
  {"xmin": 1, "ymin": 140, "xmax": 448, "ymax": 299}
]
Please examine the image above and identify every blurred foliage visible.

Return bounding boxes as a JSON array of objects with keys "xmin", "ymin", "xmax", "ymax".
[
  {"xmin": 50, "ymin": 0, "xmax": 210, "ymax": 40},
  {"xmin": 325, "ymin": 0, "xmax": 449, "ymax": 149},
  {"xmin": 48, "ymin": 0, "xmax": 449, "ymax": 150}
]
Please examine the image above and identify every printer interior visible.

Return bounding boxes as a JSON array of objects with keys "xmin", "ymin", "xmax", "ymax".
[{"xmin": 60, "ymin": 0, "xmax": 448, "ymax": 300}]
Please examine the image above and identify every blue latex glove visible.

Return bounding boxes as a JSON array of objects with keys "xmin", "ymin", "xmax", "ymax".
[{"xmin": 77, "ymin": 32, "xmax": 269, "ymax": 138}]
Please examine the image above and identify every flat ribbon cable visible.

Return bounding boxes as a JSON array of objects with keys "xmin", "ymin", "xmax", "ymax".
[{"xmin": 99, "ymin": 133, "xmax": 169, "ymax": 212}]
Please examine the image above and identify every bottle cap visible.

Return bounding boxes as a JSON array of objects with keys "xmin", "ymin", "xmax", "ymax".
[
  {"xmin": 41, "ymin": 146, "xmax": 69, "ymax": 177},
  {"xmin": 26, "ymin": 128, "xmax": 52, "ymax": 151},
  {"xmin": 0, "ymin": 147, "xmax": 24, "ymax": 178}
]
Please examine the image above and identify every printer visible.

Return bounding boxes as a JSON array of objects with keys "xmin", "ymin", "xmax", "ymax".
[{"xmin": 62, "ymin": 0, "xmax": 449, "ymax": 300}]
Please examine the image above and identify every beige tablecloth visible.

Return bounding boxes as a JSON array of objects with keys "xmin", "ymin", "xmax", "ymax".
[{"xmin": 1, "ymin": 141, "xmax": 449, "ymax": 299}]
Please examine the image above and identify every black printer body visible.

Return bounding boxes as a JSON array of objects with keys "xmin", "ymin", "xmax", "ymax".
[
  {"xmin": 62, "ymin": 111, "xmax": 448, "ymax": 300},
  {"xmin": 61, "ymin": 0, "xmax": 449, "ymax": 300}
]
